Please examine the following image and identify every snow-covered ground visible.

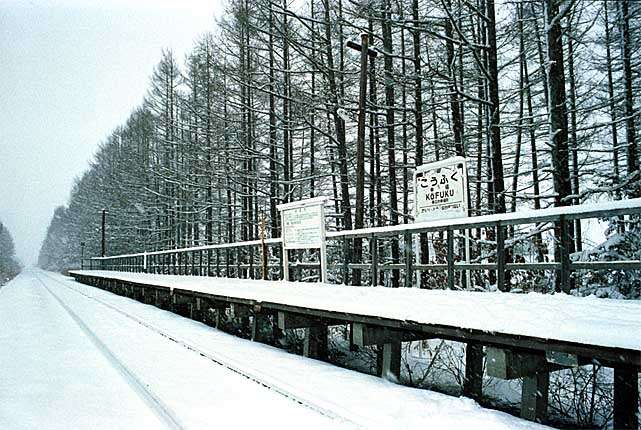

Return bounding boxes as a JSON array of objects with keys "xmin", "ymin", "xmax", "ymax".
[
  {"xmin": 0, "ymin": 269, "xmax": 549, "ymax": 429},
  {"xmin": 0, "ymin": 269, "xmax": 342, "ymax": 429},
  {"xmin": 72, "ymin": 270, "xmax": 641, "ymax": 352}
]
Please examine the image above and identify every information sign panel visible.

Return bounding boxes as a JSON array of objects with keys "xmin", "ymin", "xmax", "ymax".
[
  {"xmin": 281, "ymin": 204, "xmax": 323, "ymax": 249},
  {"xmin": 277, "ymin": 197, "xmax": 329, "ymax": 282},
  {"xmin": 414, "ymin": 156, "xmax": 468, "ymax": 222}
]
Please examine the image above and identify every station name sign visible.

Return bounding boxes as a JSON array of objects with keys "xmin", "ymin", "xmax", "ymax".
[{"xmin": 414, "ymin": 156, "xmax": 469, "ymax": 222}]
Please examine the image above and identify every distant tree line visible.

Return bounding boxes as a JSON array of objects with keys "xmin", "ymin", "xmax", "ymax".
[
  {"xmin": 0, "ymin": 221, "xmax": 21, "ymax": 283},
  {"xmin": 39, "ymin": 0, "xmax": 639, "ymax": 287}
]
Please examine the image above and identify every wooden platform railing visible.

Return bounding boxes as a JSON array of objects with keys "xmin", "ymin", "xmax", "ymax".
[{"xmin": 84, "ymin": 198, "xmax": 641, "ymax": 293}]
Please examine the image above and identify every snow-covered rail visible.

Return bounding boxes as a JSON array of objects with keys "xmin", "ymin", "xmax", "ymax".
[
  {"xmin": 37, "ymin": 271, "xmax": 365, "ymax": 428},
  {"xmin": 3, "ymin": 270, "xmax": 364, "ymax": 429},
  {"xmin": 33, "ymin": 272, "xmax": 186, "ymax": 429}
]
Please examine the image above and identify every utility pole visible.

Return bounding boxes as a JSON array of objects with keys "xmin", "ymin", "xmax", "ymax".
[
  {"xmin": 347, "ymin": 34, "xmax": 377, "ymax": 286},
  {"xmin": 348, "ymin": 35, "xmax": 377, "ymax": 233},
  {"xmin": 101, "ymin": 209, "xmax": 107, "ymax": 257}
]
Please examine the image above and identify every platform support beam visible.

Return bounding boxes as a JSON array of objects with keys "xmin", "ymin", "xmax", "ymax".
[
  {"xmin": 210, "ymin": 302, "xmax": 228, "ymax": 329},
  {"xmin": 613, "ymin": 364, "xmax": 639, "ymax": 429},
  {"xmin": 229, "ymin": 304, "xmax": 251, "ymax": 334},
  {"xmin": 251, "ymin": 309, "xmax": 272, "ymax": 343},
  {"xmin": 303, "ymin": 326, "xmax": 328, "ymax": 360},
  {"xmin": 521, "ymin": 372, "xmax": 549, "ymax": 422},
  {"xmin": 159, "ymin": 290, "xmax": 171, "ymax": 310},
  {"xmin": 188, "ymin": 297, "xmax": 197, "ymax": 320},
  {"xmin": 278, "ymin": 312, "xmax": 328, "ymax": 360},
  {"xmin": 353, "ymin": 323, "xmax": 434, "ymax": 347},
  {"xmin": 381, "ymin": 341, "xmax": 401, "ymax": 382},
  {"xmin": 277, "ymin": 312, "xmax": 317, "ymax": 330},
  {"xmin": 487, "ymin": 347, "xmax": 550, "ymax": 422},
  {"xmin": 191, "ymin": 297, "xmax": 206, "ymax": 321},
  {"xmin": 463, "ymin": 342, "xmax": 484, "ymax": 400},
  {"xmin": 353, "ymin": 323, "xmax": 396, "ymax": 347},
  {"xmin": 215, "ymin": 308, "xmax": 225, "ymax": 329}
]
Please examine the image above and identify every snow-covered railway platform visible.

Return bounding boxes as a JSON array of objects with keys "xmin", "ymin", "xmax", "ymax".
[
  {"xmin": 69, "ymin": 269, "xmax": 641, "ymax": 428},
  {"xmin": 1, "ymin": 269, "xmax": 549, "ymax": 430}
]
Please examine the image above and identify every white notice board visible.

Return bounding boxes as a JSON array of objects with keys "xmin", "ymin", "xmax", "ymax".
[
  {"xmin": 277, "ymin": 197, "xmax": 328, "ymax": 282},
  {"xmin": 414, "ymin": 157, "xmax": 469, "ymax": 222},
  {"xmin": 281, "ymin": 204, "xmax": 323, "ymax": 249}
]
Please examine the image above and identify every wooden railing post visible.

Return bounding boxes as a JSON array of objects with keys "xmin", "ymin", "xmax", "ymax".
[
  {"xmin": 172, "ymin": 252, "xmax": 176, "ymax": 275},
  {"xmin": 236, "ymin": 247, "xmax": 242, "ymax": 278},
  {"xmin": 404, "ymin": 232, "xmax": 413, "ymax": 288},
  {"xmin": 496, "ymin": 221, "xmax": 506, "ymax": 292},
  {"xmin": 225, "ymin": 248, "xmax": 230, "ymax": 278},
  {"xmin": 249, "ymin": 246, "xmax": 255, "ymax": 279},
  {"xmin": 216, "ymin": 248, "xmax": 220, "ymax": 277},
  {"xmin": 370, "ymin": 236, "xmax": 378, "ymax": 286},
  {"xmin": 342, "ymin": 237, "xmax": 351, "ymax": 285},
  {"xmin": 278, "ymin": 246, "xmax": 284, "ymax": 280},
  {"xmin": 447, "ymin": 227, "xmax": 455, "ymax": 290},
  {"xmin": 559, "ymin": 214, "xmax": 572, "ymax": 293}
]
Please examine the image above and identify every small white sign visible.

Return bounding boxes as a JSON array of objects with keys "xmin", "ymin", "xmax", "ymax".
[
  {"xmin": 277, "ymin": 197, "xmax": 327, "ymax": 250},
  {"xmin": 277, "ymin": 197, "xmax": 329, "ymax": 282},
  {"xmin": 414, "ymin": 157, "xmax": 468, "ymax": 222},
  {"xmin": 281, "ymin": 204, "xmax": 323, "ymax": 249}
]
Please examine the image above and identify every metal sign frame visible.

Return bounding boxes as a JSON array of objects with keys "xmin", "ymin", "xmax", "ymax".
[
  {"xmin": 277, "ymin": 196, "xmax": 329, "ymax": 283},
  {"xmin": 414, "ymin": 156, "xmax": 469, "ymax": 222}
]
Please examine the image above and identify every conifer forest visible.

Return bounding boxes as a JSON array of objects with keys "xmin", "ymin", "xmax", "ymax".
[{"xmin": 39, "ymin": 0, "xmax": 640, "ymax": 298}]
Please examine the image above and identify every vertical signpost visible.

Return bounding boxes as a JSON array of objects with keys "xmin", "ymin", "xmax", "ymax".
[
  {"xmin": 277, "ymin": 197, "xmax": 329, "ymax": 283},
  {"xmin": 143, "ymin": 251, "xmax": 148, "ymax": 273}
]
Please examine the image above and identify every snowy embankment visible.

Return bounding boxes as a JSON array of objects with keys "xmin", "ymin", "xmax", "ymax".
[
  {"xmin": 73, "ymin": 270, "xmax": 641, "ymax": 352},
  {"xmin": 0, "ymin": 269, "xmax": 548, "ymax": 429}
]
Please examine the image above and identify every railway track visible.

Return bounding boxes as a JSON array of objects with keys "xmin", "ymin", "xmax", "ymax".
[
  {"xmin": 34, "ymin": 272, "xmax": 185, "ymax": 430},
  {"xmin": 37, "ymin": 270, "xmax": 364, "ymax": 429}
]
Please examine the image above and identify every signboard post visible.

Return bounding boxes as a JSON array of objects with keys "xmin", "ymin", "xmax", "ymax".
[
  {"xmin": 143, "ymin": 251, "xmax": 148, "ymax": 273},
  {"xmin": 277, "ymin": 196, "xmax": 328, "ymax": 283},
  {"xmin": 414, "ymin": 156, "xmax": 469, "ymax": 222}
]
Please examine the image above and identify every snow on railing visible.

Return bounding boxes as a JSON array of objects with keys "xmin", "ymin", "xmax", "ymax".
[
  {"xmin": 82, "ymin": 198, "xmax": 641, "ymax": 292},
  {"xmin": 91, "ymin": 198, "xmax": 641, "ymax": 260}
]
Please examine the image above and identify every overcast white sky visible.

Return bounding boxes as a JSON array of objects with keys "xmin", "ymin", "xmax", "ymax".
[{"xmin": 0, "ymin": 0, "xmax": 224, "ymax": 264}]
